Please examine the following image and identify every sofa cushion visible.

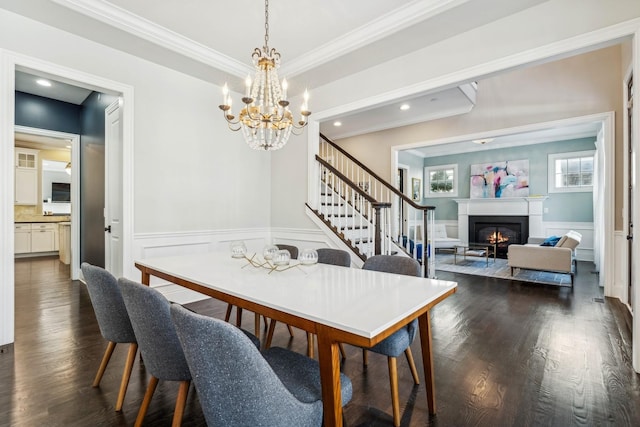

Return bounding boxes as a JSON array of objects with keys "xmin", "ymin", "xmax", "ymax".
[
  {"xmin": 556, "ymin": 230, "xmax": 582, "ymax": 250},
  {"xmin": 540, "ymin": 236, "xmax": 561, "ymax": 246}
]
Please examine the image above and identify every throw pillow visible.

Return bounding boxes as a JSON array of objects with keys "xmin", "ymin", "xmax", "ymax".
[{"xmin": 540, "ymin": 235, "xmax": 560, "ymax": 246}]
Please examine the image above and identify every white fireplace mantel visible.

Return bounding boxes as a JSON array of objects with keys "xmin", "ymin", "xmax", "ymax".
[{"xmin": 454, "ymin": 197, "xmax": 548, "ymax": 243}]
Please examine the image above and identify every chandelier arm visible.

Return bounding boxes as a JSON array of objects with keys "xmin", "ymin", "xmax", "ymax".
[
  {"xmin": 227, "ymin": 122, "xmax": 242, "ymax": 132},
  {"xmin": 221, "ymin": 110, "xmax": 241, "ymax": 125}
]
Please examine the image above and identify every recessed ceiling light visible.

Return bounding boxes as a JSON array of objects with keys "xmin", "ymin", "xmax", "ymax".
[
  {"xmin": 400, "ymin": 104, "xmax": 410, "ymax": 111},
  {"xmin": 333, "ymin": 121, "xmax": 342, "ymax": 127},
  {"xmin": 36, "ymin": 79, "xmax": 52, "ymax": 87}
]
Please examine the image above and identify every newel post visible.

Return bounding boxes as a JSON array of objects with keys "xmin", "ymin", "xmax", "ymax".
[
  {"xmin": 373, "ymin": 203, "xmax": 383, "ymax": 255},
  {"xmin": 372, "ymin": 202, "xmax": 392, "ymax": 256}
]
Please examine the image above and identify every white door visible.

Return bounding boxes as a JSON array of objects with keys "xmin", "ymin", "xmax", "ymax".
[
  {"xmin": 628, "ymin": 74, "xmax": 635, "ymax": 309},
  {"xmin": 105, "ymin": 100, "xmax": 123, "ymax": 277}
]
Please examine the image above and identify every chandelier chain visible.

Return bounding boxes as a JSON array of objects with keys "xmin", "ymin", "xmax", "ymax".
[{"xmin": 264, "ymin": 0, "xmax": 269, "ymax": 50}]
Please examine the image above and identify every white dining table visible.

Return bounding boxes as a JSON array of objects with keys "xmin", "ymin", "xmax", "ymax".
[{"xmin": 135, "ymin": 251, "xmax": 457, "ymax": 427}]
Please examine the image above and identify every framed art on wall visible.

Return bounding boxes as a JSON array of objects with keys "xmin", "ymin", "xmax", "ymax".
[{"xmin": 470, "ymin": 159, "xmax": 529, "ymax": 199}]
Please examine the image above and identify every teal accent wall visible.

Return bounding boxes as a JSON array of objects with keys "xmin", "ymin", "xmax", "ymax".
[{"xmin": 421, "ymin": 137, "xmax": 596, "ymax": 222}]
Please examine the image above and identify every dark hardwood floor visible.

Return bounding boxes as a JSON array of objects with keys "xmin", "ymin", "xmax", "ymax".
[{"xmin": 2, "ymin": 256, "xmax": 640, "ymax": 426}]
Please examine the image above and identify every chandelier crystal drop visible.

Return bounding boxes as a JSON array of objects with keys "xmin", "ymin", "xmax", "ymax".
[{"xmin": 219, "ymin": 0, "xmax": 311, "ymax": 151}]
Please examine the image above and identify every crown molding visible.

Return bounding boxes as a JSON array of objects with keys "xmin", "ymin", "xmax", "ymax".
[
  {"xmin": 51, "ymin": 0, "xmax": 250, "ymax": 78},
  {"xmin": 280, "ymin": 0, "xmax": 470, "ymax": 77},
  {"xmin": 52, "ymin": 0, "xmax": 467, "ymax": 81}
]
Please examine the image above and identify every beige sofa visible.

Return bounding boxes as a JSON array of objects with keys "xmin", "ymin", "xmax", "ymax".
[{"xmin": 507, "ymin": 230, "xmax": 582, "ymax": 286}]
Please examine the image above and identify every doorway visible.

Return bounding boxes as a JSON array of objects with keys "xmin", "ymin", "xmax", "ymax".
[
  {"xmin": 397, "ymin": 165, "xmax": 409, "ymax": 240},
  {"xmin": 14, "ymin": 126, "xmax": 80, "ymax": 279},
  {"xmin": 0, "ymin": 51, "xmax": 134, "ymax": 349}
]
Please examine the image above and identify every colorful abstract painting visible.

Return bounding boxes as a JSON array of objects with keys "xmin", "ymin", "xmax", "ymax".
[{"xmin": 470, "ymin": 159, "xmax": 529, "ymax": 199}]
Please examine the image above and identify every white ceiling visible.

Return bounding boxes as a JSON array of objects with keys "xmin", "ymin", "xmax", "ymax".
[
  {"xmin": 1, "ymin": 0, "xmax": 547, "ymax": 139},
  {"xmin": 15, "ymin": 71, "xmax": 93, "ymax": 105}
]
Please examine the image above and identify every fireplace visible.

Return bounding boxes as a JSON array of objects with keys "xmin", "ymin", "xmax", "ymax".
[{"xmin": 468, "ymin": 215, "xmax": 529, "ymax": 258}]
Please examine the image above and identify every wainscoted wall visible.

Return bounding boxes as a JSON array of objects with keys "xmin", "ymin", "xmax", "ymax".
[{"xmin": 130, "ymin": 227, "xmax": 338, "ymax": 304}]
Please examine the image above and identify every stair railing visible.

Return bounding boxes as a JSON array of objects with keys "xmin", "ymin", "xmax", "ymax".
[
  {"xmin": 314, "ymin": 133, "xmax": 436, "ymax": 277},
  {"xmin": 314, "ymin": 156, "xmax": 392, "ymax": 260}
]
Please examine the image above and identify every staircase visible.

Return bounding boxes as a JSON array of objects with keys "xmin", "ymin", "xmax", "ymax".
[{"xmin": 306, "ymin": 134, "xmax": 437, "ymax": 278}]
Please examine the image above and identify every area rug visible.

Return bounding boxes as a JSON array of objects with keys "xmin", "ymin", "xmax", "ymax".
[{"xmin": 434, "ymin": 253, "xmax": 573, "ymax": 286}]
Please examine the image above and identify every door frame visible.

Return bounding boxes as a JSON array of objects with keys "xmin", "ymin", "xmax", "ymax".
[
  {"xmin": 0, "ymin": 49, "xmax": 134, "ymax": 348},
  {"xmin": 623, "ymin": 64, "xmax": 634, "ymax": 309}
]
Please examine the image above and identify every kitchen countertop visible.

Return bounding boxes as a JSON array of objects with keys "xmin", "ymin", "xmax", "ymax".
[{"xmin": 15, "ymin": 216, "xmax": 71, "ymax": 223}]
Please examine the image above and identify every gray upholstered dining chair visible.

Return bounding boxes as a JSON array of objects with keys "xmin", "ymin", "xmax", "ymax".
[
  {"xmin": 276, "ymin": 243, "xmax": 299, "ymax": 259},
  {"xmin": 316, "ymin": 248, "xmax": 351, "ymax": 267},
  {"xmin": 361, "ymin": 255, "xmax": 421, "ymax": 427},
  {"xmin": 170, "ymin": 303, "xmax": 353, "ymax": 427},
  {"xmin": 81, "ymin": 263, "xmax": 138, "ymax": 412},
  {"xmin": 118, "ymin": 278, "xmax": 191, "ymax": 427}
]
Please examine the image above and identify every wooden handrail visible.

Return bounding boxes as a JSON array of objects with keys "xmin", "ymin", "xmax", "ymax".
[
  {"xmin": 320, "ymin": 133, "xmax": 435, "ymax": 211},
  {"xmin": 317, "ymin": 155, "xmax": 378, "ymax": 204}
]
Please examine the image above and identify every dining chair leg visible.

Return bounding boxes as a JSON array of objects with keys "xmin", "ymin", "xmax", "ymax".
[
  {"xmin": 134, "ymin": 375, "xmax": 159, "ymax": 427},
  {"xmin": 171, "ymin": 380, "xmax": 190, "ymax": 427},
  {"xmin": 254, "ymin": 313, "xmax": 260, "ymax": 337},
  {"xmin": 265, "ymin": 319, "xmax": 277, "ymax": 349},
  {"xmin": 387, "ymin": 356, "xmax": 401, "ymax": 427},
  {"xmin": 306, "ymin": 332, "xmax": 314, "ymax": 358},
  {"xmin": 115, "ymin": 343, "xmax": 138, "ymax": 411},
  {"xmin": 339, "ymin": 343, "xmax": 346, "ymax": 359},
  {"xmin": 93, "ymin": 341, "xmax": 116, "ymax": 387},
  {"xmin": 235, "ymin": 307, "xmax": 243, "ymax": 327},
  {"xmin": 224, "ymin": 303, "xmax": 233, "ymax": 322},
  {"xmin": 404, "ymin": 347, "xmax": 420, "ymax": 385},
  {"xmin": 287, "ymin": 324, "xmax": 295, "ymax": 337}
]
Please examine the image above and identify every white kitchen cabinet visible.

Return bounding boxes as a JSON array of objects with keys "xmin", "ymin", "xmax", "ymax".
[
  {"xmin": 15, "ymin": 148, "xmax": 39, "ymax": 205},
  {"xmin": 58, "ymin": 223, "xmax": 71, "ymax": 264},
  {"xmin": 30, "ymin": 223, "xmax": 56, "ymax": 252},
  {"xmin": 14, "ymin": 224, "xmax": 31, "ymax": 254},
  {"xmin": 53, "ymin": 224, "xmax": 60, "ymax": 251}
]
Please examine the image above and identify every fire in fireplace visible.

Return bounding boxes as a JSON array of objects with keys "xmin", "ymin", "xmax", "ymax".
[
  {"xmin": 487, "ymin": 231, "xmax": 510, "ymax": 245},
  {"xmin": 468, "ymin": 215, "xmax": 529, "ymax": 258}
]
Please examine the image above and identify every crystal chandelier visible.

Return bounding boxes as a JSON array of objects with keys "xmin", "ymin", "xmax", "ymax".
[{"xmin": 219, "ymin": 0, "xmax": 311, "ymax": 151}]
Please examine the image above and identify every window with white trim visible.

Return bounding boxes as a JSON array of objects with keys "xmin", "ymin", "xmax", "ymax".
[
  {"xmin": 425, "ymin": 164, "xmax": 458, "ymax": 197},
  {"xmin": 548, "ymin": 150, "xmax": 595, "ymax": 193}
]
